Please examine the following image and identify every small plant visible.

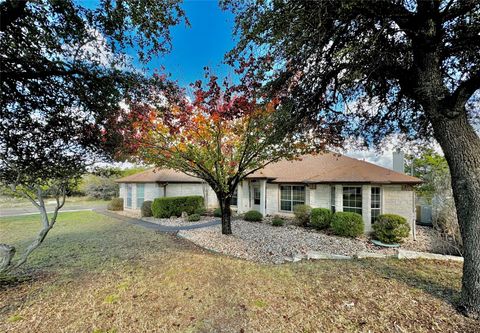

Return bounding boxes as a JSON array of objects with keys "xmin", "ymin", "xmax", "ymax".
[
  {"xmin": 107, "ymin": 198, "xmax": 123, "ymax": 211},
  {"xmin": 293, "ymin": 204, "xmax": 311, "ymax": 226},
  {"xmin": 271, "ymin": 215, "xmax": 285, "ymax": 226},
  {"xmin": 373, "ymin": 214, "xmax": 410, "ymax": 244},
  {"xmin": 310, "ymin": 208, "xmax": 332, "ymax": 229},
  {"xmin": 244, "ymin": 210, "xmax": 263, "ymax": 222},
  {"xmin": 331, "ymin": 212, "xmax": 364, "ymax": 237},
  {"xmin": 187, "ymin": 213, "xmax": 201, "ymax": 222},
  {"xmin": 213, "ymin": 207, "xmax": 222, "ymax": 217},
  {"xmin": 7, "ymin": 314, "xmax": 23, "ymax": 322},
  {"xmin": 194, "ymin": 207, "xmax": 207, "ymax": 215},
  {"xmin": 103, "ymin": 294, "xmax": 119, "ymax": 304},
  {"xmin": 141, "ymin": 200, "xmax": 153, "ymax": 217}
]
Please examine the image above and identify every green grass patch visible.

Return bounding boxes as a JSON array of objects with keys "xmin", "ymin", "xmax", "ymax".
[{"xmin": 0, "ymin": 211, "xmax": 476, "ymax": 333}]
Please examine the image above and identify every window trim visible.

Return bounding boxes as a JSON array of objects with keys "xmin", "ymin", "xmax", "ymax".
[
  {"xmin": 126, "ymin": 184, "xmax": 133, "ymax": 209},
  {"xmin": 330, "ymin": 186, "xmax": 336, "ymax": 213},
  {"xmin": 136, "ymin": 183, "xmax": 145, "ymax": 208},
  {"xmin": 342, "ymin": 186, "xmax": 363, "ymax": 215},
  {"xmin": 279, "ymin": 184, "xmax": 306, "ymax": 212},
  {"xmin": 253, "ymin": 186, "xmax": 261, "ymax": 205},
  {"xmin": 371, "ymin": 186, "xmax": 382, "ymax": 224}
]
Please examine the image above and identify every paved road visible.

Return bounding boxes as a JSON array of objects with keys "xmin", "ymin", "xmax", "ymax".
[
  {"xmin": 96, "ymin": 209, "xmax": 221, "ymax": 232},
  {"xmin": 0, "ymin": 202, "xmax": 107, "ymax": 217}
]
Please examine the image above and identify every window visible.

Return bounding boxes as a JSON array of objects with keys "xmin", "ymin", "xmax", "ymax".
[
  {"xmin": 330, "ymin": 186, "xmax": 336, "ymax": 213},
  {"xmin": 343, "ymin": 186, "xmax": 362, "ymax": 215},
  {"xmin": 232, "ymin": 187, "xmax": 238, "ymax": 206},
  {"xmin": 126, "ymin": 184, "xmax": 132, "ymax": 208},
  {"xmin": 253, "ymin": 187, "xmax": 260, "ymax": 205},
  {"xmin": 371, "ymin": 187, "xmax": 381, "ymax": 224},
  {"xmin": 136, "ymin": 184, "xmax": 145, "ymax": 208},
  {"xmin": 280, "ymin": 185, "xmax": 305, "ymax": 212}
]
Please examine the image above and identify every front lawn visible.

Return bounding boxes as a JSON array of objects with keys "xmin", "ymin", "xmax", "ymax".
[{"xmin": 0, "ymin": 211, "xmax": 476, "ymax": 332}]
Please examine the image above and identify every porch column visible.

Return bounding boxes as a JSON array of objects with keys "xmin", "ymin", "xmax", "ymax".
[
  {"xmin": 259, "ymin": 179, "xmax": 267, "ymax": 216},
  {"xmin": 236, "ymin": 181, "xmax": 243, "ymax": 213},
  {"xmin": 362, "ymin": 185, "xmax": 372, "ymax": 233},
  {"xmin": 239, "ymin": 181, "xmax": 250, "ymax": 213},
  {"xmin": 335, "ymin": 185, "xmax": 343, "ymax": 212}
]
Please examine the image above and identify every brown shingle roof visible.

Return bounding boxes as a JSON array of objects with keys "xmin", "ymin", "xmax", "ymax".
[
  {"xmin": 116, "ymin": 153, "xmax": 422, "ymax": 184},
  {"xmin": 115, "ymin": 168, "xmax": 201, "ymax": 183},
  {"xmin": 247, "ymin": 153, "xmax": 421, "ymax": 184}
]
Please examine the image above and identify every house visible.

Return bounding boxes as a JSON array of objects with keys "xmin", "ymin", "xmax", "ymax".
[{"xmin": 116, "ymin": 153, "xmax": 421, "ymax": 233}]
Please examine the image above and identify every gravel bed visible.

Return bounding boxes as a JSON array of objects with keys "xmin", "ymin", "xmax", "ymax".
[
  {"xmin": 142, "ymin": 215, "xmax": 218, "ymax": 227},
  {"xmin": 178, "ymin": 219, "xmax": 376, "ymax": 264}
]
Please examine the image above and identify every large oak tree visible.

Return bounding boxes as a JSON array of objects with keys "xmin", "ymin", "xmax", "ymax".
[
  {"xmin": 223, "ymin": 0, "xmax": 480, "ymax": 318},
  {"xmin": 0, "ymin": 0, "xmax": 186, "ymax": 272}
]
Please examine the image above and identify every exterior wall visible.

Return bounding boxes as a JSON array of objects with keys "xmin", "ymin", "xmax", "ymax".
[
  {"xmin": 118, "ymin": 182, "xmax": 219, "ymax": 210},
  {"xmin": 382, "ymin": 185, "xmax": 415, "ymax": 234},
  {"xmin": 310, "ymin": 184, "xmax": 330, "ymax": 209},
  {"xmin": 265, "ymin": 183, "xmax": 279, "ymax": 215},
  {"xmin": 145, "ymin": 183, "xmax": 163, "ymax": 202},
  {"xmin": 236, "ymin": 181, "xmax": 250, "ymax": 213}
]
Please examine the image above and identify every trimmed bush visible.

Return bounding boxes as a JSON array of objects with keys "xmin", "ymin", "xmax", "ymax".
[
  {"xmin": 194, "ymin": 207, "xmax": 207, "ymax": 216},
  {"xmin": 293, "ymin": 204, "xmax": 312, "ymax": 226},
  {"xmin": 151, "ymin": 196, "xmax": 204, "ymax": 218},
  {"xmin": 141, "ymin": 200, "xmax": 153, "ymax": 217},
  {"xmin": 213, "ymin": 207, "xmax": 222, "ymax": 217},
  {"xmin": 244, "ymin": 210, "xmax": 263, "ymax": 222},
  {"xmin": 107, "ymin": 197, "xmax": 123, "ymax": 211},
  {"xmin": 310, "ymin": 208, "xmax": 333, "ymax": 229},
  {"xmin": 271, "ymin": 215, "xmax": 285, "ymax": 227},
  {"xmin": 373, "ymin": 214, "xmax": 410, "ymax": 244},
  {"xmin": 187, "ymin": 214, "xmax": 201, "ymax": 222},
  {"xmin": 331, "ymin": 212, "xmax": 364, "ymax": 238}
]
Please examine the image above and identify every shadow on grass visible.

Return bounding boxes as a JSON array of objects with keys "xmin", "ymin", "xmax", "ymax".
[{"xmin": 351, "ymin": 258, "xmax": 462, "ymax": 306}]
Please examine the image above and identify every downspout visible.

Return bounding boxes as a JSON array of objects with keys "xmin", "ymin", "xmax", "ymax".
[{"xmin": 412, "ymin": 190, "xmax": 416, "ymax": 241}]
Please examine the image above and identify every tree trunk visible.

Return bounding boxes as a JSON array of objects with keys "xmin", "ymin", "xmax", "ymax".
[
  {"xmin": 217, "ymin": 194, "xmax": 233, "ymax": 235},
  {"xmin": 431, "ymin": 112, "xmax": 480, "ymax": 319},
  {"xmin": 0, "ymin": 244, "xmax": 15, "ymax": 272}
]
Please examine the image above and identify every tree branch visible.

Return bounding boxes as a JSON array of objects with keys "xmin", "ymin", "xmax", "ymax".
[
  {"xmin": 449, "ymin": 70, "xmax": 480, "ymax": 113},
  {"xmin": 442, "ymin": 0, "xmax": 479, "ymax": 22}
]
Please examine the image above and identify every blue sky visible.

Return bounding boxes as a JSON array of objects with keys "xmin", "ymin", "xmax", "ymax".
[{"xmin": 139, "ymin": 0, "xmax": 237, "ymax": 87}]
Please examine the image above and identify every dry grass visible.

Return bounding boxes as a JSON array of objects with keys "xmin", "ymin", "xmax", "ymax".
[{"xmin": 0, "ymin": 211, "xmax": 476, "ymax": 332}]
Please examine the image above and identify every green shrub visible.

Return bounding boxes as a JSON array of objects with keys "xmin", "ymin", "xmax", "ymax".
[
  {"xmin": 107, "ymin": 197, "xmax": 123, "ymax": 211},
  {"xmin": 310, "ymin": 208, "xmax": 333, "ymax": 229},
  {"xmin": 141, "ymin": 200, "xmax": 153, "ymax": 217},
  {"xmin": 271, "ymin": 215, "xmax": 285, "ymax": 226},
  {"xmin": 194, "ymin": 207, "xmax": 207, "ymax": 216},
  {"xmin": 187, "ymin": 214, "xmax": 201, "ymax": 222},
  {"xmin": 373, "ymin": 214, "xmax": 410, "ymax": 244},
  {"xmin": 293, "ymin": 204, "xmax": 311, "ymax": 226},
  {"xmin": 244, "ymin": 210, "xmax": 263, "ymax": 222},
  {"xmin": 151, "ymin": 196, "xmax": 204, "ymax": 218},
  {"xmin": 213, "ymin": 207, "xmax": 222, "ymax": 217},
  {"xmin": 331, "ymin": 212, "xmax": 364, "ymax": 237}
]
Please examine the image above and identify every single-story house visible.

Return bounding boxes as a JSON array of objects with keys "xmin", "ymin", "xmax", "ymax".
[{"xmin": 116, "ymin": 153, "xmax": 421, "ymax": 233}]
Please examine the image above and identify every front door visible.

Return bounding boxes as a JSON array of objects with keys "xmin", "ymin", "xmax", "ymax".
[{"xmin": 252, "ymin": 185, "xmax": 261, "ymax": 211}]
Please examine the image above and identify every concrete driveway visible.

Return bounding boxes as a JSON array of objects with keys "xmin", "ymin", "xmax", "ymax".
[{"xmin": 0, "ymin": 201, "xmax": 107, "ymax": 217}]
